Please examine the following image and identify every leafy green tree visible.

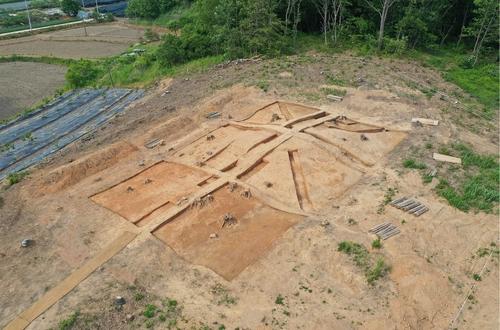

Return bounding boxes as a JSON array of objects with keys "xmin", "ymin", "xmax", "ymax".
[
  {"xmin": 61, "ymin": 0, "xmax": 81, "ymax": 17},
  {"xmin": 127, "ymin": 0, "xmax": 178, "ymax": 19},
  {"xmin": 66, "ymin": 60, "xmax": 100, "ymax": 87}
]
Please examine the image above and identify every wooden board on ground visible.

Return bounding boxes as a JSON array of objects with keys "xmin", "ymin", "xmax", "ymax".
[
  {"xmin": 411, "ymin": 118, "xmax": 439, "ymax": 126},
  {"xmin": 433, "ymin": 153, "xmax": 461, "ymax": 164}
]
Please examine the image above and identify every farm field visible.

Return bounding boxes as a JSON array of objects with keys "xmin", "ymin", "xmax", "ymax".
[
  {"xmin": 0, "ymin": 61, "xmax": 66, "ymax": 120},
  {"xmin": 0, "ymin": 23, "xmax": 146, "ymax": 59}
]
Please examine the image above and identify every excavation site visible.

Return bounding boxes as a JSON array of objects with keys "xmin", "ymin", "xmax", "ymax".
[{"xmin": 1, "ymin": 58, "xmax": 498, "ymax": 330}]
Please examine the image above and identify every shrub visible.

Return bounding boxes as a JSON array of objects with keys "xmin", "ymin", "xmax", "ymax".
[
  {"xmin": 61, "ymin": 0, "xmax": 80, "ymax": 17},
  {"xmin": 156, "ymin": 34, "xmax": 188, "ymax": 67},
  {"xmin": 383, "ymin": 37, "xmax": 407, "ymax": 55},
  {"xmin": 144, "ymin": 28, "xmax": 160, "ymax": 42},
  {"xmin": 143, "ymin": 304, "xmax": 156, "ymax": 318},
  {"xmin": 371, "ymin": 238, "xmax": 382, "ymax": 249},
  {"xmin": 366, "ymin": 258, "xmax": 391, "ymax": 284},
  {"xmin": 459, "ymin": 55, "xmax": 475, "ymax": 69},
  {"xmin": 66, "ymin": 60, "xmax": 100, "ymax": 88}
]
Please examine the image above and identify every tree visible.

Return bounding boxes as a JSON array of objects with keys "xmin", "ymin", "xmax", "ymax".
[
  {"xmin": 466, "ymin": 0, "xmax": 498, "ymax": 65},
  {"xmin": 313, "ymin": 0, "xmax": 330, "ymax": 44},
  {"xmin": 61, "ymin": 0, "xmax": 81, "ymax": 17},
  {"xmin": 126, "ymin": 0, "xmax": 177, "ymax": 19},
  {"xmin": 364, "ymin": 0, "xmax": 398, "ymax": 50}
]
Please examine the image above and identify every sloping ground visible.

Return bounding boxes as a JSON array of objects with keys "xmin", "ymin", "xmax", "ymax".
[
  {"xmin": 0, "ymin": 88, "xmax": 143, "ymax": 179},
  {"xmin": 0, "ymin": 54, "xmax": 498, "ymax": 330}
]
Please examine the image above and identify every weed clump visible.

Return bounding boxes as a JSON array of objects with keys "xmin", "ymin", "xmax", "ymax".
[
  {"xmin": 338, "ymin": 241, "xmax": 390, "ymax": 285},
  {"xmin": 403, "ymin": 159, "xmax": 427, "ymax": 169},
  {"xmin": 58, "ymin": 311, "xmax": 79, "ymax": 330},
  {"xmin": 7, "ymin": 171, "xmax": 29, "ymax": 185}
]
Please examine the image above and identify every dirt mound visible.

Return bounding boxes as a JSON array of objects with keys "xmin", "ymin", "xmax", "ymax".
[{"xmin": 39, "ymin": 141, "xmax": 138, "ymax": 194}]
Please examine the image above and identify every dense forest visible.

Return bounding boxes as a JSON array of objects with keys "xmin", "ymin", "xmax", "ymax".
[{"xmin": 126, "ymin": 0, "xmax": 498, "ymax": 68}]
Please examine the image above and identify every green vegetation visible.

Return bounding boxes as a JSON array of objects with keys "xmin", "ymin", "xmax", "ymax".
[
  {"xmin": 366, "ymin": 258, "xmax": 390, "ymax": 284},
  {"xmin": 472, "ymin": 273, "xmax": 482, "ymax": 281},
  {"xmin": 275, "ymin": 294, "xmax": 284, "ymax": 305},
  {"xmin": 66, "ymin": 59, "xmax": 101, "ymax": 88},
  {"xmin": 143, "ymin": 304, "xmax": 157, "ymax": 318},
  {"xmin": 211, "ymin": 283, "xmax": 237, "ymax": 306},
  {"xmin": 337, "ymin": 241, "xmax": 390, "ymax": 285},
  {"xmin": 58, "ymin": 311, "xmax": 79, "ymax": 330},
  {"xmin": 61, "ymin": 0, "xmax": 80, "ymax": 17},
  {"xmin": 7, "ymin": 171, "xmax": 29, "ymax": 185},
  {"xmin": 435, "ymin": 143, "xmax": 499, "ymax": 213},
  {"xmin": 403, "ymin": 159, "xmax": 427, "ymax": 170},
  {"xmin": 371, "ymin": 238, "xmax": 382, "ymax": 249}
]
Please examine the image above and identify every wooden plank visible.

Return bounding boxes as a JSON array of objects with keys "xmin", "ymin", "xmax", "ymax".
[
  {"xmin": 390, "ymin": 197, "xmax": 407, "ymax": 205},
  {"xmin": 411, "ymin": 118, "xmax": 439, "ymax": 126},
  {"xmin": 433, "ymin": 153, "xmax": 462, "ymax": 164},
  {"xmin": 369, "ymin": 223, "xmax": 390, "ymax": 233},
  {"xmin": 6, "ymin": 231, "xmax": 138, "ymax": 329},
  {"xmin": 3, "ymin": 317, "xmax": 29, "ymax": 330}
]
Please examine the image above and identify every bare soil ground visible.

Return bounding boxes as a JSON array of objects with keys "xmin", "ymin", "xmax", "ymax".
[
  {"xmin": 0, "ymin": 51, "xmax": 498, "ymax": 330},
  {"xmin": 0, "ymin": 23, "xmax": 147, "ymax": 59},
  {"xmin": 0, "ymin": 61, "xmax": 66, "ymax": 120}
]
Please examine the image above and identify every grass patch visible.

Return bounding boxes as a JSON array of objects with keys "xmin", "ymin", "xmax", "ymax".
[
  {"xmin": 7, "ymin": 171, "xmax": 29, "ymax": 185},
  {"xmin": 321, "ymin": 86, "xmax": 346, "ymax": 96},
  {"xmin": 337, "ymin": 241, "xmax": 390, "ymax": 285},
  {"xmin": 275, "ymin": 294, "xmax": 285, "ymax": 305},
  {"xmin": 58, "ymin": 311, "xmax": 79, "ymax": 330},
  {"xmin": 435, "ymin": 143, "xmax": 499, "ymax": 213},
  {"xmin": 410, "ymin": 47, "xmax": 498, "ymax": 117},
  {"xmin": 403, "ymin": 158, "xmax": 427, "ymax": 169},
  {"xmin": 256, "ymin": 79, "xmax": 270, "ymax": 92}
]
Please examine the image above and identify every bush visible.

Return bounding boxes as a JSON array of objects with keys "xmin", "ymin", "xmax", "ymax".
[
  {"xmin": 459, "ymin": 55, "xmax": 475, "ymax": 69},
  {"xmin": 156, "ymin": 34, "xmax": 188, "ymax": 67},
  {"xmin": 144, "ymin": 28, "xmax": 160, "ymax": 42},
  {"xmin": 383, "ymin": 37, "xmax": 407, "ymax": 55},
  {"xmin": 61, "ymin": 0, "xmax": 80, "ymax": 17},
  {"xmin": 66, "ymin": 60, "xmax": 100, "ymax": 88}
]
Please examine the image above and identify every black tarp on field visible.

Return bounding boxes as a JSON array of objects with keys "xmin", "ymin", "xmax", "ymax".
[{"xmin": 0, "ymin": 88, "xmax": 143, "ymax": 179}]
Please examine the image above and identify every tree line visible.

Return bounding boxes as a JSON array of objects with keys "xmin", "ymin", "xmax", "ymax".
[{"xmin": 128, "ymin": 0, "xmax": 498, "ymax": 67}]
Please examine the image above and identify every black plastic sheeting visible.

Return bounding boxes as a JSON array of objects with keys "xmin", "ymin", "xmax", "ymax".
[{"xmin": 0, "ymin": 88, "xmax": 143, "ymax": 179}]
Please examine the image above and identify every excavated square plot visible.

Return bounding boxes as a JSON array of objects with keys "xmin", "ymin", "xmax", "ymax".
[
  {"xmin": 243, "ymin": 101, "xmax": 319, "ymax": 125},
  {"xmin": 175, "ymin": 124, "xmax": 279, "ymax": 172},
  {"xmin": 91, "ymin": 161, "xmax": 212, "ymax": 225},
  {"xmin": 152, "ymin": 184, "xmax": 303, "ymax": 280},
  {"xmin": 241, "ymin": 136, "xmax": 364, "ymax": 212}
]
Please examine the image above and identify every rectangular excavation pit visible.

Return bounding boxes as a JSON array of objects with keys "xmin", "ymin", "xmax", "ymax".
[
  {"xmin": 242, "ymin": 137, "xmax": 364, "ymax": 211},
  {"xmin": 243, "ymin": 101, "xmax": 319, "ymax": 125},
  {"xmin": 90, "ymin": 161, "xmax": 211, "ymax": 225},
  {"xmin": 152, "ymin": 184, "xmax": 303, "ymax": 280},
  {"xmin": 175, "ymin": 124, "xmax": 280, "ymax": 172}
]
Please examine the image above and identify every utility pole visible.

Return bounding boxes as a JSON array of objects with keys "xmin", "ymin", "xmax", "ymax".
[
  {"xmin": 24, "ymin": 0, "xmax": 32, "ymax": 32},
  {"xmin": 80, "ymin": 0, "xmax": 88, "ymax": 36}
]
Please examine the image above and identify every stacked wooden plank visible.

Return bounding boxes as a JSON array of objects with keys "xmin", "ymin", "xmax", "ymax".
[
  {"xmin": 369, "ymin": 223, "xmax": 400, "ymax": 240},
  {"xmin": 390, "ymin": 196, "xmax": 429, "ymax": 216}
]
